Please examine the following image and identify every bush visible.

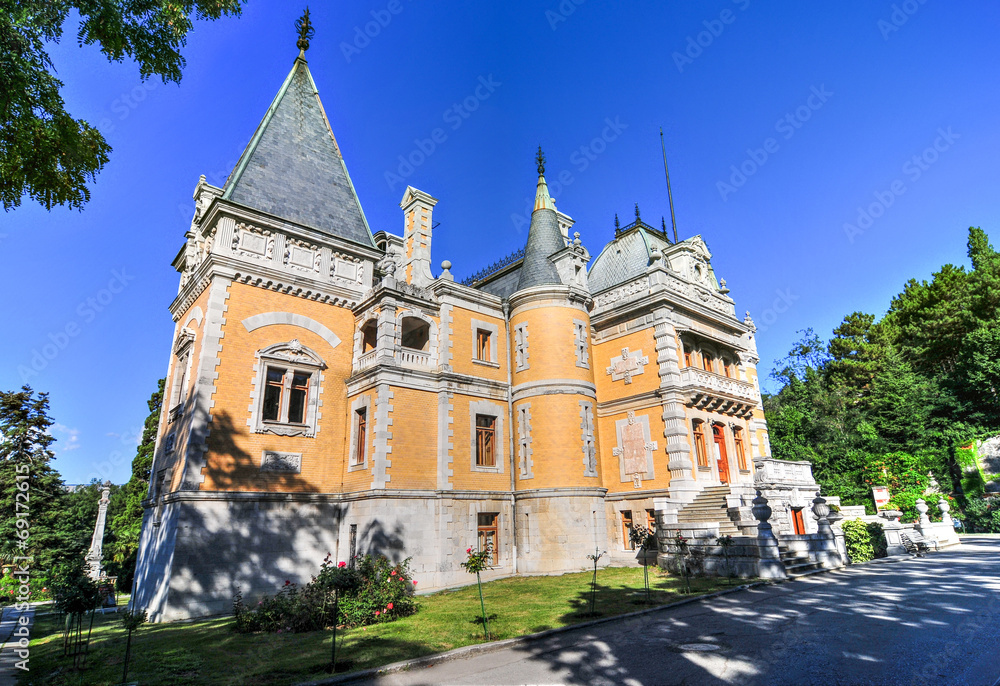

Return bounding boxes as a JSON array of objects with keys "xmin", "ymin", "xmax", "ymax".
[
  {"xmin": 886, "ymin": 490, "xmax": 945, "ymax": 523},
  {"xmin": 866, "ymin": 521, "xmax": 888, "ymax": 559},
  {"xmin": 233, "ymin": 554, "xmax": 416, "ymax": 634},
  {"xmin": 842, "ymin": 519, "xmax": 875, "ymax": 563},
  {"xmin": 962, "ymin": 496, "xmax": 1000, "ymax": 533},
  {"xmin": 0, "ymin": 570, "xmax": 52, "ymax": 606}
]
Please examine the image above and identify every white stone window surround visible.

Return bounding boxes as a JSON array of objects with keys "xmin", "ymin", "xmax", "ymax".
[
  {"xmin": 247, "ymin": 340, "xmax": 326, "ymax": 438},
  {"xmin": 469, "ymin": 400, "xmax": 505, "ymax": 474},
  {"xmin": 516, "ymin": 402, "xmax": 534, "ymax": 479},
  {"xmin": 348, "ymin": 394, "xmax": 372, "ymax": 472},
  {"xmin": 394, "ymin": 309, "xmax": 439, "ymax": 363},
  {"xmin": 613, "ymin": 410, "xmax": 657, "ymax": 483},
  {"xmin": 573, "ymin": 318, "xmax": 590, "ymax": 369},
  {"xmin": 579, "ymin": 400, "xmax": 598, "ymax": 477},
  {"xmin": 514, "ymin": 322, "xmax": 529, "ymax": 371},
  {"xmin": 471, "ymin": 318, "xmax": 500, "ymax": 368},
  {"xmin": 169, "ymin": 327, "xmax": 196, "ymax": 415}
]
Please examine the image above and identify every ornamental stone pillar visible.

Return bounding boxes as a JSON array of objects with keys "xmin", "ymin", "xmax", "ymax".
[{"xmin": 653, "ymin": 311, "xmax": 699, "ymax": 504}]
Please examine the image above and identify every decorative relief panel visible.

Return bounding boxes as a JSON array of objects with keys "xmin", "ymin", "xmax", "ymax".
[
  {"xmin": 606, "ymin": 347, "xmax": 649, "ymax": 384},
  {"xmin": 284, "ymin": 238, "xmax": 321, "ymax": 273},
  {"xmin": 613, "ymin": 410, "xmax": 657, "ymax": 485},
  {"xmin": 260, "ymin": 451, "xmax": 302, "ymax": 473},
  {"xmin": 579, "ymin": 401, "xmax": 598, "ymax": 477},
  {"xmin": 232, "ymin": 222, "xmax": 273, "ymax": 260}
]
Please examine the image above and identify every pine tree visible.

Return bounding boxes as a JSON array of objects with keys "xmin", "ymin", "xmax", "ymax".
[
  {"xmin": 108, "ymin": 379, "xmax": 163, "ymax": 588},
  {"xmin": 0, "ymin": 386, "xmax": 68, "ymax": 568}
]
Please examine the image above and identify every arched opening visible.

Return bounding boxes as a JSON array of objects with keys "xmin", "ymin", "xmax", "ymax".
[
  {"xmin": 400, "ymin": 316, "xmax": 430, "ymax": 352},
  {"xmin": 361, "ymin": 320, "xmax": 377, "ymax": 353}
]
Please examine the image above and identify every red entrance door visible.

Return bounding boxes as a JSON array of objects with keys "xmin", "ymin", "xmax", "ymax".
[
  {"xmin": 712, "ymin": 425, "xmax": 730, "ymax": 484},
  {"xmin": 792, "ymin": 508, "xmax": 806, "ymax": 535}
]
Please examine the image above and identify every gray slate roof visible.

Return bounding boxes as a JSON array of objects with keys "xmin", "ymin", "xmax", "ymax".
[
  {"xmin": 222, "ymin": 56, "xmax": 374, "ymax": 248},
  {"xmin": 588, "ymin": 224, "xmax": 671, "ymax": 293},
  {"xmin": 517, "ymin": 207, "xmax": 565, "ymax": 290}
]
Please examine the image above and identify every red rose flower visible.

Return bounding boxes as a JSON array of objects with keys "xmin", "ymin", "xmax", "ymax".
[
  {"xmin": 338, "ymin": 561, "xmax": 347, "ymax": 568},
  {"xmin": 387, "ymin": 602, "xmax": 393, "ymax": 610}
]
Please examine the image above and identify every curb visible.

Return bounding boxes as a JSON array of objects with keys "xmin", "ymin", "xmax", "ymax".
[{"xmin": 297, "ymin": 581, "xmax": 771, "ymax": 686}]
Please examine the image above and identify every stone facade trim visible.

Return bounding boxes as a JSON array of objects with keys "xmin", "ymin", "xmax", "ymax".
[
  {"xmin": 348, "ymin": 394, "xmax": 372, "ymax": 472},
  {"xmin": 470, "ymin": 318, "xmax": 500, "ymax": 366},
  {"xmin": 613, "ymin": 410, "xmax": 657, "ymax": 483},
  {"xmin": 372, "ymin": 384, "xmax": 394, "ymax": 489},
  {"xmin": 516, "ymin": 402, "xmax": 534, "ymax": 479},
  {"xmin": 260, "ymin": 450, "xmax": 302, "ymax": 473},
  {"xmin": 246, "ymin": 340, "xmax": 326, "ymax": 438},
  {"xmin": 241, "ymin": 312, "xmax": 342, "ymax": 350},
  {"xmin": 437, "ymin": 391, "xmax": 454, "ymax": 488},
  {"xmin": 606, "ymin": 347, "xmax": 650, "ymax": 385},
  {"xmin": 580, "ymin": 400, "xmax": 598, "ymax": 477},
  {"xmin": 514, "ymin": 322, "xmax": 529, "ymax": 371},
  {"xmin": 573, "ymin": 318, "xmax": 590, "ymax": 369},
  {"xmin": 512, "ymin": 379, "xmax": 597, "ymax": 401}
]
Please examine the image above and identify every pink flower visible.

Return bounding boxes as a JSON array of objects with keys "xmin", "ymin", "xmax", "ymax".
[
  {"xmin": 467, "ymin": 548, "xmax": 472, "ymax": 554},
  {"xmin": 387, "ymin": 602, "xmax": 393, "ymax": 610},
  {"xmin": 390, "ymin": 570, "xmax": 396, "ymax": 576},
  {"xmin": 413, "ymin": 580, "xmax": 417, "ymax": 585},
  {"xmin": 375, "ymin": 610, "xmax": 380, "ymax": 616},
  {"xmin": 338, "ymin": 561, "xmax": 347, "ymax": 568}
]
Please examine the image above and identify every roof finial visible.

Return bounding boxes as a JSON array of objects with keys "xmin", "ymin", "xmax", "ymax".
[
  {"xmin": 536, "ymin": 146, "xmax": 546, "ymax": 176},
  {"xmin": 295, "ymin": 7, "xmax": 315, "ymax": 53},
  {"xmin": 614, "ymin": 213, "xmax": 621, "ymax": 233},
  {"xmin": 634, "ymin": 203, "xmax": 641, "ymax": 223}
]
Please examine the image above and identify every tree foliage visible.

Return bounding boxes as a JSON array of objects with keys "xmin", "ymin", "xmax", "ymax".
[
  {"xmin": 764, "ymin": 228, "xmax": 1000, "ymax": 517},
  {"xmin": 1, "ymin": 0, "xmax": 243, "ymax": 211}
]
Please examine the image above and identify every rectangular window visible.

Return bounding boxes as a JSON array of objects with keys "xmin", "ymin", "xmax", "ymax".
[
  {"xmin": 621, "ymin": 511, "xmax": 635, "ymax": 550},
  {"xmin": 702, "ymin": 353, "xmax": 714, "ymax": 374},
  {"xmin": 733, "ymin": 428, "xmax": 747, "ymax": 471},
  {"xmin": 693, "ymin": 420, "xmax": 709, "ymax": 468},
  {"xmin": 263, "ymin": 368, "xmax": 311, "ymax": 425},
  {"xmin": 646, "ymin": 509, "xmax": 656, "ymax": 536},
  {"xmin": 476, "ymin": 329, "xmax": 492, "ymax": 362},
  {"xmin": 477, "ymin": 512, "xmax": 499, "ymax": 565},
  {"xmin": 353, "ymin": 408, "xmax": 367, "ymax": 466},
  {"xmin": 475, "ymin": 415, "xmax": 496, "ymax": 467}
]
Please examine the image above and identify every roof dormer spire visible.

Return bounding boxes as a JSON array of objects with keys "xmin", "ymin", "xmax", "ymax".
[
  {"xmin": 295, "ymin": 7, "xmax": 314, "ymax": 55},
  {"xmin": 533, "ymin": 146, "xmax": 555, "ymax": 212}
]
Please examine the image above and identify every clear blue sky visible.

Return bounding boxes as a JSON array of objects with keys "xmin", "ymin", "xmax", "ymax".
[{"xmin": 3, "ymin": 1, "xmax": 999, "ymax": 484}]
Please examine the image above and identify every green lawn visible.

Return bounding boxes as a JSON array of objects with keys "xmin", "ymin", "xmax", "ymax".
[{"xmin": 21, "ymin": 567, "xmax": 737, "ymax": 685}]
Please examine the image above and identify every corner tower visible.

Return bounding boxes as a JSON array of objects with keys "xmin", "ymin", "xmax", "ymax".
[{"xmin": 508, "ymin": 149, "xmax": 605, "ymax": 573}]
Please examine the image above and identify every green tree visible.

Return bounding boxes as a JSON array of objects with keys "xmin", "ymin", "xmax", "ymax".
[
  {"xmin": 108, "ymin": 379, "xmax": 163, "ymax": 589},
  {"xmin": 1, "ymin": 0, "xmax": 244, "ymax": 211},
  {"xmin": 0, "ymin": 386, "xmax": 68, "ymax": 568}
]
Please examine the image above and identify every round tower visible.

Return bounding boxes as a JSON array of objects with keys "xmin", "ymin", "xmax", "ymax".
[{"xmin": 509, "ymin": 149, "xmax": 606, "ymax": 574}]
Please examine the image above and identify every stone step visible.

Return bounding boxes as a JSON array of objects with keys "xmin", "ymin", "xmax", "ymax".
[{"xmin": 785, "ymin": 562, "xmax": 823, "ymax": 577}]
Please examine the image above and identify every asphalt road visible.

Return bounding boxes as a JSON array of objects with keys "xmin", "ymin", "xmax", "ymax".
[{"xmin": 359, "ymin": 537, "xmax": 1000, "ymax": 686}]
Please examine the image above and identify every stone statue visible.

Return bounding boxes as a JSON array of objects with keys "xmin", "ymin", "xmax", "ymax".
[{"xmin": 86, "ymin": 481, "xmax": 113, "ymax": 580}]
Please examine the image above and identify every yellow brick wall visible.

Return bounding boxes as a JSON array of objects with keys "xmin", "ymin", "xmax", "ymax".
[
  {"xmin": 452, "ymin": 393, "xmax": 511, "ymax": 491},
  {"xmin": 515, "ymin": 393, "xmax": 600, "ymax": 490},
  {"xmin": 510, "ymin": 305, "xmax": 593, "ymax": 386},
  {"xmin": 385, "ymin": 386, "xmax": 438, "ymax": 490},
  {"xmin": 592, "ymin": 328, "xmax": 659, "ymax": 401},
  {"xmin": 450, "ymin": 307, "xmax": 508, "ymax": 383},
  {"xmin": 201, "ymin": 281, "xmax": 355, "ymax": 492}
]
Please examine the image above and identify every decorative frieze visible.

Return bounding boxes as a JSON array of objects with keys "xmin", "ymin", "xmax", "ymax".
[{"xmin": 261, "ymin": 451, "xmax": 302, "ymax": 473}]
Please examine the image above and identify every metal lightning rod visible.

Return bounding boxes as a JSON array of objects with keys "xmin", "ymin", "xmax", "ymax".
[{"xmin": 660, "ymin": 127, "xmax": 679, "ymax": 243}]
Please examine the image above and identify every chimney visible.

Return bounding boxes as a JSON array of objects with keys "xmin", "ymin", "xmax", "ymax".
[{"xmin": 399, "ymin": 186, "xmax": 438, "ymax": 288}]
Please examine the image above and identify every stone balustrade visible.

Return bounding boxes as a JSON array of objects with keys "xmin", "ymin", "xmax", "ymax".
[{"xmin": 753, "ymin": 458, "xmax": 816, "ymax": 486}]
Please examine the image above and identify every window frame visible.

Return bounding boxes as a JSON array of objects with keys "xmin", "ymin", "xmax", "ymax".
[
  {"xmin": 249, "ymin": 341, "xmax": 325, "ymax": 438},
  {"xmin": 469, "ymin": 400, "xmax": 505, "ymax": 473},
  {"xmin": 471, "ymin": 318, "xmax": 500, "ymax": 368},
  {"xmin": 475, "ymin": 414, "xmax": 497, "ymax": 467},
  {"xmin": 621, "ymin": 511, "xmax": 635, "ymax": 550},
  {"xmin": 693, "ymin": 419, "xmax": 710, "ymax": 468},
  {"xmin": 348, "ymin": 394, "xmax": 372, "ymax": 471},
  {"xmin": 733, "ymin": 426, "xmax": 748, "ymax": 471},
  {"xmin": 477, "ymin": 512, "xmax": 499, "ymax": 566}
]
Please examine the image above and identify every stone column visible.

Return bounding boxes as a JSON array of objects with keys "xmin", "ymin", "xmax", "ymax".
[
  {"xmin": 86, "ymin": 481, "xmax": 112, "ymax": 580},
  {"xmin": 915, "ymin": 498, "xmax": 931, "ymax": 536},
  {"xmin": 812, "ymin": 492, "xmax": 844, "ymax": 568},
  {"xmin": 653, "ymin": 312, "xmax": 699, "ymax": 504}
]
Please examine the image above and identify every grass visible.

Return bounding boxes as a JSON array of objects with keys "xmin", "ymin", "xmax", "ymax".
[{"xmin": 21, "ymin": 566, "xmax": 738, "ymax": 685}]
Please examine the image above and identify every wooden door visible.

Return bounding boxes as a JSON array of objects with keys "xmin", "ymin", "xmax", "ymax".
[
  {"xmin": 792, "ymin": 508, "xmax": 806, "ymax": 535},
  {"xmin": 712, "ymin": 424, "xmax": 730, "ymax": 484}
]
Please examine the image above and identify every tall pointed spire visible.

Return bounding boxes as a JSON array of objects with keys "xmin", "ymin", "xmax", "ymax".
[
  {"xmin": 518, "ymin": 146, "xmax": 563, "ymax": 290},
  {"xmin": 220, "ymin": 37, "xmax": 374, "ymax": 247},
  {"xmin": 295, "ymin": 8, "xmax": 314, "ymax": 55},
  {"xmin": 533, "ymin": 146, "xmax": 556, "ymax": 212}
]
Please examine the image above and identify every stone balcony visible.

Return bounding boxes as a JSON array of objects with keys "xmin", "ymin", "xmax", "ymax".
[
  {"xmin": 678, "ymin": 367, "xmax": 758, "ymax": 418},
  {"xmin": 353, "ymin": 347, "xmax": 433, "ymax": 374}
]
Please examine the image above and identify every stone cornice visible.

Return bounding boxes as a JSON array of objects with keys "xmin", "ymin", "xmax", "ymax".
[
  {"xmin": 148, "ymin": 487, "xmax": 516, "ymax": 509},
  {"xmin": 430, "ymin": 279, "xmax": 504, "ymax": 311},
  {"xmin": 508, "ymin": 283, "xmax": 592, "ymax": 313},
  {"xmin": 347, "ymin": 364, "xmax": 510, "ymax": 397},
  {"xmin": 353, "ymin": 277, "xmax": 439, "ymax": 314}
]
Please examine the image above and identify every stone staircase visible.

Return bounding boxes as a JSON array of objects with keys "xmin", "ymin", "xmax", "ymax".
[
  {"xmin": 676, "ymin": 485, "xmax": 741, "ymax": 537},
  {"xmin": 778, "ymin": 544, "xmax": 823, "ymax": 578}
]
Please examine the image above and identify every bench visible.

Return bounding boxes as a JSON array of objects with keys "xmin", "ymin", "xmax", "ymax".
[{"xmin": 900, "ymin": 531, "xmax": 939, "ymax": 556}]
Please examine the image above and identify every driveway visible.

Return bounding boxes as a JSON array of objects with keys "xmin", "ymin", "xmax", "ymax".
[{"xmin": 359, "ymin": 537, "xmax": 1000, "ymax": 686}]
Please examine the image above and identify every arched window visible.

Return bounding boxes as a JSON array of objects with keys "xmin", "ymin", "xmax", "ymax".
[
  {"xmin": 692, "ymin": 420, "xmax": 709, "ymax": 468},
  {"xmin": 681, "ymin": 339, "xmax": 693, "ymax": 368},
  {"xmin": 400, "ymin": 316, "xmax": 430, "ymax": 351},
  {"xmin": 722, "ymin": 356, "xmax": 732, "ymax": 378},
  {"xmin": 361, "ymin": 319, "xmax": 377, "ymax": 353}
]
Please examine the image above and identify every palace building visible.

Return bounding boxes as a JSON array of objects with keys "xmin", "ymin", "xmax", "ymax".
[{"xmin": 133, "ymin": 45, "xmax": 781, "ymax": 622}]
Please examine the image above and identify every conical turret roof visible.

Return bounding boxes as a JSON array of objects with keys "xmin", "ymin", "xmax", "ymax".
[
  {"xmin": 517, "ymin": 148, "xmax": 564, "ymax": 290},
  {"xmin": 222, "ymin": 54, "xmax": 374, "ymax": 247}
]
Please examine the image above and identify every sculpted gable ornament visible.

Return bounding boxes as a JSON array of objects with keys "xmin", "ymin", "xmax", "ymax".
[{"xmin": 606, "ymin": 347, "xmax": 649, "ymax": 384}]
